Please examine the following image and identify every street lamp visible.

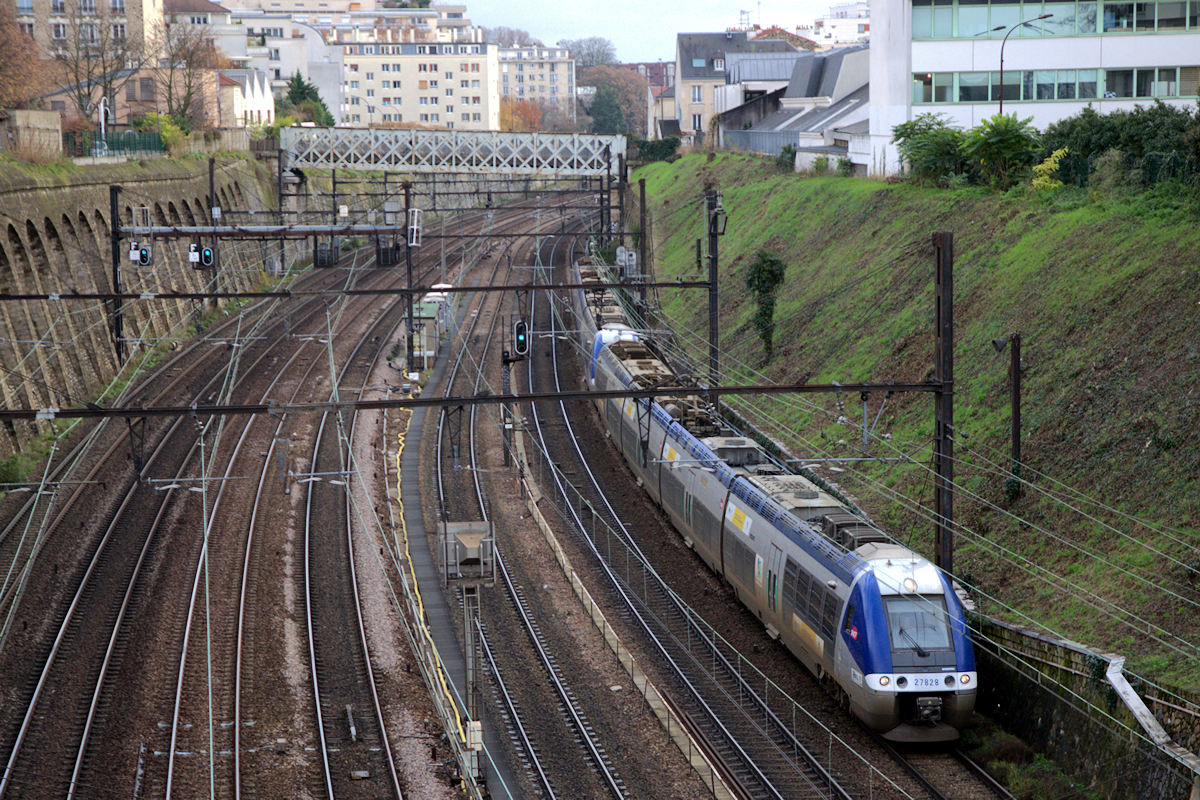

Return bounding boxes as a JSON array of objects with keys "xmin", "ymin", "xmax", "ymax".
[
  {"xmin": 999, "ymin": 13, "xmax": 1053, "ymax": 115},
  {"xmin": 991, "ymin": 333, "xmax": 1023, "ymax": 497}
]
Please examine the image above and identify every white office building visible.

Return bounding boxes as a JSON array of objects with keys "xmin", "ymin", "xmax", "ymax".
[{"xmin": 867, "ymin": 0, "xmax": 1200, "ymax": 173}]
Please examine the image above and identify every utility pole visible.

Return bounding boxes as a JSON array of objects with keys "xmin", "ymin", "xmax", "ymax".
[
  {"xmin": 617, "ymin": 153, "xmax": 626, "ymax": 246},
  {"xmin": 1010, "ymin": 332, "xmax": 1021, "ymax": 482},
  {"xmin": 404, "ymin": 181, "xmax": 415, "ymax": 376},
  {"xmin": 208, "ymin": 158, "xmax": 219, "ymax": 298},
  {"xmin": 705, "ymin": 188, "xmax": 721, "ymax": 402},
  {"xmin": 109, "ymin": 185, "xmax": 125, "ymax": 363},
  {"xmin": 277, "ymin": 148, "xmax": 286, "ymax": 275},
  {"xmin": 638, "ymin": 177, "xmax": 648, "ymax": 317},
  {"xmin": 932, "ymin": 231, "xmax": 954, "ymax": 573}
]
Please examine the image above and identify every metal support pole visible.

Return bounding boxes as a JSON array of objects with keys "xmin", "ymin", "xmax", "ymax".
[
  {"xmin": 706, "ymin": 189, "xmax": 720, "ymax": 402},
  {"xmin": 404, "ymin": 181, "xmax": 415, "ymax": 376},
  {"xmin": 932, "ymin": 231, "xmax": 954, "ymax": 573},
  {"xmin": 277, "ymin": 148, "xmax": 286, "ymax": 275},
  {"xmin": 208, "ymin": 158, "xmax": 219, "ymax": 300},
  {"xmin": 617, "ymin": 154, "xmax": 626, "ymax": 245},
  {"xmin": 109, "ymin": 185, "xmax": 125, "ymax": 363},
  {"xmin": 638, "ymin": 177, "xmax": 648, "ymax": 316},
  {"xmin": 381, "ymin": 171, "xmax": 388, "ymax": 266},
  {"xmin": 1010, "ymin": 332, "xmax": 1022, "ymax": 489}
]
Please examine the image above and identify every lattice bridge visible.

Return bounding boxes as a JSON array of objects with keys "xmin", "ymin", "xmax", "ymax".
[{"xmin": 281, "ymin": 127, "xmax": 626, "ymax": 176}]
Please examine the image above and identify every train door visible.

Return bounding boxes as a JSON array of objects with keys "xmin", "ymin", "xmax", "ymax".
[{"xmin": 766, "ymin": 543, "xmax": 784, "ymax": 623}]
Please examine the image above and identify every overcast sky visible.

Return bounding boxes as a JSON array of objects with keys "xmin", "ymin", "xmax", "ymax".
[{"xmin": 468, "ymin": 0, "xmax": 831, "ymax": 63}]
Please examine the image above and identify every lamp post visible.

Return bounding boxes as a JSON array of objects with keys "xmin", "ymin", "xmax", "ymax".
[
  {"xmin": 991, "ymin": 333, "xmax": 1022, "ymax": 496},
  {"xmin": 999, "ymin": 13, "xmax": 1053, "ymax": 114}
]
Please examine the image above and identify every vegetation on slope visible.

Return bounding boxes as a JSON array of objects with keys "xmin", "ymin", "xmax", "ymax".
[{"xmin": 636, "ymin": 153, "xmax": 1200, "ymax": 690}]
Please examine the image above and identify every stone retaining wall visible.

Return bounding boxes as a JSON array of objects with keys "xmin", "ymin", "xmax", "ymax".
[
  {"xmin": 975, "ymin": 614, "xmax": 1200, "ymax": 799},
  {"xmin": 0, "ymin": 157, "xmax": 284, "ymax": 459}
]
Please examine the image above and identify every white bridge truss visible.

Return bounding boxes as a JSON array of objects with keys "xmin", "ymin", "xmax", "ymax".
[{"xmin": 281, "ymin": 127, "xmax": 626, "ymax": 176}]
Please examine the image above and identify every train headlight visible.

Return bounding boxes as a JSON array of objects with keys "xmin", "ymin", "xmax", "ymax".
[
  {"xmin": 902, "ymin": 577, "xmax": 917, "ymax": 593},
  {"xmin": 960, "ymin": 674, "xmax": 971, "ymax": 686},
  {"xmin": 896, "ymin": 677, "xmax": 907, "ymax": 688},
  {"xmin": 878, "ymin": 675, "xmax": 890, "ymax": 687}
]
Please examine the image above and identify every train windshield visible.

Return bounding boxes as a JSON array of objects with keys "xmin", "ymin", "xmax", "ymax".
[{"xmin": 883, "ymin": 595, "xmax": 952, "ymax": 654}]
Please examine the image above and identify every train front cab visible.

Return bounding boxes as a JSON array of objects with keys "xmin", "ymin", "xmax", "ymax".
[{"xmin": 836, "ymin": 546, "xmax": 976, "ymax": 743}]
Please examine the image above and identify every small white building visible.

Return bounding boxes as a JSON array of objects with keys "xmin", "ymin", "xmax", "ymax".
[{"xmin": 811, "ymin": 2, "xmax": 871, "ymax": 45}]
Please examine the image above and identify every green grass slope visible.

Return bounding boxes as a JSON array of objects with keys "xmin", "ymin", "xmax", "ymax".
[{"xmin": 636, "ymin": 153, "xmax": 1200, "ymax": 687}]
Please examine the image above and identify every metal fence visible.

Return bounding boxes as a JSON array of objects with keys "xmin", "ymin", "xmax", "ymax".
[
  {"xmin": 62, "ymin": 129, "xmax": 164, "ymax": 158},
  {"xmin": 723, "ymin": 129, "xmax": 800, "ymax": 157}
]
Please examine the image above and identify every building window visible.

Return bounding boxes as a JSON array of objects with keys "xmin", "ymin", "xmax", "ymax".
[
  {"xmin": 140, "ymin": 77, "xmax": 155, "ymax": 100},
  {"xmin": 381, "ymin": 63, "xmax": 390, "ymax": 72},
  {"xmin": 350, "ymin": 80, "xmax": 359, "ymax": 89},
  {"xmin": 52, "ymin": 22, "xmax": 67, "ymax": 39},
  {"xmin": 269, "ymin": 48, "xmax": 280, "ymax": 60},
  {"xmin": 691, "ymin": 113, "xmax": 702, "ymax": 130},
  {"xmin": 473, "ymin": 113, "xmax": 480, "ymax": 120},
  {"xmin": 691, "ymin": 85, "xmax": 701, "ymax": 103},
  {"xmin": 366, "ymin": 89, "xmax": 374, "ymax": 97},
  {"xmin": 51, "ymin": 0, "xmax": 65, "ymax": 12},
  {"xmin": 111, "ymin": 22, "xmax": 124, "ymax": 39},
  {"xmin": 110, "ymin": 0, "xmax": 124, "ymax": 10},
  {"xmin": 366, "ymin": 72, "xmax": 373, "ymax": 80},
  {"xmin": 714, "ymin": 58, "xmax": 724, "ymax": 71},
  {"xmin": 462, "ymin": 112, "xmax": 470, "ymax": 121}
]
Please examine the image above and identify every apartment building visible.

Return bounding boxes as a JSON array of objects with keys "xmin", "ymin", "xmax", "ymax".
[
  {"xmin": 867, "ymin": 0, "xmax": 1200, "ymax": 172},
  {"xmin": 498, "ymin": 45, "xmax": 575, "ymax": 118},
  {"xmin": 674, "ymin": 31, "xmax": 798, "ymax": 139},
  {"xmin": 622, "ymin": 60, "xmax": 675, "ymax": 92},
  {"xmin": 14, "ymin": 0, "xmax": 163, "ymax": 66},
  {"xmin": 811, "ymin": 2, "xmax": 871, "ymax": 45},
  {"xmin": 336, "ymin": 39, "xmax": 499, "ymax": 128}
]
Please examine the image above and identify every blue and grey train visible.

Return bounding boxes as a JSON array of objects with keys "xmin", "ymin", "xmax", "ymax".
[{"xmin": 569, "ymin": 259, "xmax": 976, "ymax": 742}]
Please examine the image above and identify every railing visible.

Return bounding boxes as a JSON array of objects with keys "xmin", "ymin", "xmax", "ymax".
[
  {"xmin": 62, "ymin": 129, "xmax": 164, "ymax": 158},
  {"xmin": 249, "ymin": 137, "xmax": 280, "ymax": 155},
  {"xmin": 723, "ymin": 129, "xmax": 802, "ymax": 157}
]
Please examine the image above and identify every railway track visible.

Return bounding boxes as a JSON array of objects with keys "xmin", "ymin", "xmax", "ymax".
[
  {"xmin": 520, "ymin": 235, "xmax": 868, "ymax": 800},
  {"xmin": 0, "ymin": 249, "xmax": 383, "ymax": 799},
  {"xmin": 0, "ymin": 196, "xmax": 534, "ymax": 798},
  {"xmin": 431, "ymin": 205, "xmax": 640, "ymax": 799}
]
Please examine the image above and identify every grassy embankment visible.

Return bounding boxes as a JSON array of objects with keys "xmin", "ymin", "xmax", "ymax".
[{"xmin": 636, "ymin": 153, "xmax": 1200, "ymax": 689}]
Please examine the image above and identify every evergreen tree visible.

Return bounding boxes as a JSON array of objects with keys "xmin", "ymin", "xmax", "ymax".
[
  {"xmin": 589, "ymin": 86, "xmax": 625, "ymax": 135},
  {"xmin": 281, "ymin": 70, "xmax": 335, "ymax": 126}
]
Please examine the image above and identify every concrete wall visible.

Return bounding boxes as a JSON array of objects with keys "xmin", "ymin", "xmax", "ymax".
[
  {"xmin": 975, "ymin": 615, "xmax": 1200, "ymax": 799},
  {"xmin": 0, "ymin": 110, "xmax": 62, "ymax": 161},
  {"xmin": 0, "ymin": 157, "xmax": 290, "ymax": 458}
]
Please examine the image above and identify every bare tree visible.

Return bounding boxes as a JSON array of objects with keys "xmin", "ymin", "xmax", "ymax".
[
  {"xmin": 154, "ymin": 20, "xmax": 229, "ymax": 129},
  {"xmin": 0, "ymin": 2, "xmax": 52, "ymax": 107},
  {"xmin": 482, "ymin": 25, "xmax": 542, "ymax": 47},
  {"xmin": 557, "ymin": 36, "xmax": 617, "ymax": 70},
  {"xmin": 54, "ymin": 0, "xmax": 152, "ymax": 119}
]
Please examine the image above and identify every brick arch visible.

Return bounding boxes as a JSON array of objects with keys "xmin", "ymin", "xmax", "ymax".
[
  {"xmin": 181, "ymin": 201, "xmax": 197, "ymax": 225},
  {"xmin": 167, "ymin": 201, "xmax": 182, "ymax": 225},
  {"xmin": 4, "ymin": 224, "xmax": 48, "ymax": 414},
  {"xmin": 41, "ymin": 217, "xmax": 96, "ymax": 395},
  {"xmin": 152, "ymin": 202, "xmax": 168, "ymax": 226},
  {"xmin": 0, "ymin": 240, "xmax": 21, "ymax": 452},
  {"xmin": 24, "ymin": 220, "xmax": 80, "ymax": 403}
]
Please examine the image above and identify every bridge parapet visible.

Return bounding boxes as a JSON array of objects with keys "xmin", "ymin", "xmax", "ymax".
[{"xmin": 281, "ymin": 127, "xmax": 626, "ymax": 176}]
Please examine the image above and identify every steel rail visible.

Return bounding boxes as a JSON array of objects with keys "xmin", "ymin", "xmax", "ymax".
[
  {"xmin": 495, "ymin": 549, "xmax": 629, "ymax": 799},
  {"xmin": 526, "ymin": 238, "xmax": 852, "ymax": 800},
  {"xmin": 474, "ymin": 618, "xmax": 557, "ymax": 799},
  {"xmin": 163, "ymin": 245, "xmax": 383, "ymax": 798},
  {"xmin": 0, "ymin": 257, "xmax": 358, "ymax": 797}
]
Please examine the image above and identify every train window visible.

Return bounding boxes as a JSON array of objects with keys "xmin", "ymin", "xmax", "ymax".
[
  {"xmin": 820, "ymin": 591, "xmax": 838, "ymax": 639},
  {"xmin": 843, "ymin": 605, "xmax": 855, "ymax": 635},
  {"xmin": 783, "ymin": 558, "xmax": 799, "ymax": 609},
  {"xmin": 884, "ymin": 595, "xmax": 952, "ymax": 652}
]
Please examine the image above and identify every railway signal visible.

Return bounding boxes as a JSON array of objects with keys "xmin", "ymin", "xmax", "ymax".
[
  {"xmin": 200, "ymin": 245, "xmax": 216, "ymax": 268},
  {"xmin": 137, "ymin": 244, "xmax": 152, "ymax": 267},
  {"xmin": 513, "ymin": 319, "xmax": 529, "ymax": 357}
]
